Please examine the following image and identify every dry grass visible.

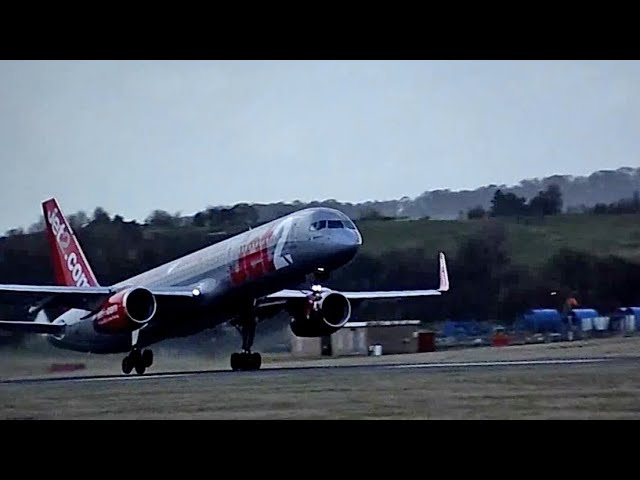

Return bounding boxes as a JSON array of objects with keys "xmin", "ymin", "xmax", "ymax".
[
  {"xmin": 1, "ymin": 361, "xmax": 639, "ymax": 419},
  {"xmin": 1, "ymin": 335, "xmax": 640, "ymax": 419}
]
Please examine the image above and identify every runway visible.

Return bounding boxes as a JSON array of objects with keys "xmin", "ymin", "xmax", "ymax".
[
  {"xmin": 0, "ymin": 355, "xmax": 631, "ymax": 386},
  {"xmin": 3, "ymin": 353, "xmax": 640, "ymax": 419}
]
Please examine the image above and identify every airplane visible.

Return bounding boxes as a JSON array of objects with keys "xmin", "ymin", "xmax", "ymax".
[{"xmin": 0, "ymin": 198, "xmax": 449, "ymax": 375}]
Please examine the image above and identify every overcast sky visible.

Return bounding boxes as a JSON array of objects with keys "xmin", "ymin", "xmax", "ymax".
[{"xmin": 1, "ymin": 60, "xmax": 639, "ymax": 232}]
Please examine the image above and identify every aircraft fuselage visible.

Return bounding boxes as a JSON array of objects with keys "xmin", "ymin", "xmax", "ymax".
[{"xmin": 46, "ymin": 207, "xmax": 362, "ymax": 353}]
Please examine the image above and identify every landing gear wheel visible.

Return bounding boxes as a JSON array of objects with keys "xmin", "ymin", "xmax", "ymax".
[
  {"xmin": 142, "ymin": 349, "xmax": 153, "ymax": 368},
  {"xmin": 229, "ymin": 351, "xmax": 262, "ymax": 371},
  {"xmin": 229, "ymin": 304, "xmax": 266, "ymax": 372},
  {"xmin": 122, "ymin": 356, "xmax": 133, "ymax": 374},
  {"xmin": 122, "ymin": 348, "xmax": 153, "ymax": 375},
  {"xmin": 250, "ymin": 352, "xmax": 262, "ymax": 370},
  {"xmin": 230, "ymin": 352, "xmax": 241, "ymax": 371}
]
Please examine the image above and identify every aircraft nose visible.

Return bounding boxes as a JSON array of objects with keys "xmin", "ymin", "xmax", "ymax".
[{"xmin": 334, "ymin": 228, "xmax": 362, "ymax": 255}]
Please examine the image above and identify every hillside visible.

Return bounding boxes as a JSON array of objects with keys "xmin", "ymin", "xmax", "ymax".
[
  {"xmin": 355, "ymin": 213, "xmax": 640, "ymax": 269},
  {"xmin": 11, "ymin": 166, "xmax": 640, "ymax": 238},
  {"xmin": 241, "ymin": 166, "xmax": 640, "ymax": 223}
]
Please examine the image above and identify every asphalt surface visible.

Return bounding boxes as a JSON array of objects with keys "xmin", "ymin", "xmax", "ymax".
[{"xmin": 2, "ymin": 355, "xmax": 636, "ymax": 385}]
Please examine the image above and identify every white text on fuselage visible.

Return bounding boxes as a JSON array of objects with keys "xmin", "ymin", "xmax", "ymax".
[{"xmin": 94, "ymin": 304, "xmax": 119, "ymax": 323}]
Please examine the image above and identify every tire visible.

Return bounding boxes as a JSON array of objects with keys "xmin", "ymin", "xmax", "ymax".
[
  {"xmin": 251, "ymin": 352, "xmax": 262, "ymax": 370},
  {"xmin": 135, "ymin": 362, "xmax": 146, "ymax": 375},
  {"xmin": 230, "ymin": 352, "xmax": 240, "ymax": 371},
  {"xmin": 122, "ymin": 356, "xmax": 133, "ymax": 375},
  {"xmin": 142, "ymin": 349, "xmax": 153, "ymax": 368}
]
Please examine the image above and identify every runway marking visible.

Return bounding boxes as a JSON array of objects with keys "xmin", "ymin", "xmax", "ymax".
[
  {"xmin": 69, "ymin": 373, "xmax": 188, "ymax": 383},
  {"xmin": 388, "ymin": 358, "xmax": 611, "ymax": 369}
]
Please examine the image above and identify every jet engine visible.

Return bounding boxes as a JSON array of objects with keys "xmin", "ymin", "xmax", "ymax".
[
  {"xmin": 289, "ymin": 289, "xmax": 351, "ymax": 337},
  {"xmin": 92, "ymin": 287, "xmax": 157, "ymax": 334}
]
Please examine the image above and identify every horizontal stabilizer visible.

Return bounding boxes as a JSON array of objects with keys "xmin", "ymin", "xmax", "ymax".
[{"xmin": 0, "ymin": 320, "xmax": 65, "ymax": 335}]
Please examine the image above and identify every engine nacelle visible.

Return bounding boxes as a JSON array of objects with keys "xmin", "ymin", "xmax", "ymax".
[
  {"xmin": 289, "ymin": 290, "xmax": 351, "ymax": 337},
  {"xmin": 92, "ymin": 287, "xmax": 157, "ymax": 334}
]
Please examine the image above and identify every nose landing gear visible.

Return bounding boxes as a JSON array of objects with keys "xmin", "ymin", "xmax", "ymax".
[
  {"xmin": 230, "ymin": 307, "xmax": 262, "ymax": 371},
  {"xmin": 230, "ymin": 351, "xmax": 262, "ymax": 371}
]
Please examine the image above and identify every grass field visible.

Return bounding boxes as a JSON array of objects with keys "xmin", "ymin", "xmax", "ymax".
[
  {"xmin": 357, "ymin": 213, "xmax": 640, "ymax": 267},
  {"xmin": 1, "ymin": 360, "xmax": 639, "ymax": 420},
  {"xmin": 2, "ymin": 336, "xmax": 640, "ymax": 419}
]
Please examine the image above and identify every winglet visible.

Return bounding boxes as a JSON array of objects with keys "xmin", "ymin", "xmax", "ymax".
[{"xmin": 438, "ymin": 252, "xmax": 450, "ymax": 292}]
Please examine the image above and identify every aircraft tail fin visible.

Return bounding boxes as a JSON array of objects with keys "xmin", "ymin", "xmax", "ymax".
[
  {"xmin": 438, "ymin": 252, "xmax": 449, "ymax": 292},
  {"xmin": 42, "ymin": 198, "xmax": 100, "ymax": 288}
]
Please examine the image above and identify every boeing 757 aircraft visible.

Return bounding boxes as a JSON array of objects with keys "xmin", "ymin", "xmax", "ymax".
[{"xmin": 0, "ymin": 198, "xmax": 449, "ymax": 374}]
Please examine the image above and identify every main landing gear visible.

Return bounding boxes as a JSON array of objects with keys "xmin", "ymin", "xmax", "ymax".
[
  {"xmin": 121, "ymin": 329, "xmax": 153, "ymax": 375},
  {"xmin": 230, "ymin": 313, "xmax": 262, "ymax": 371},
  {"xmin": 122, "ymin": 347, "xmax": 154, "ymax": 375}
]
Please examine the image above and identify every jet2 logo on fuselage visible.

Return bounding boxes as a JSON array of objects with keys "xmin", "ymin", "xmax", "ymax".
[{"xmin": 229, "ymin": 218, "xmax": 294, "ymax": 286}]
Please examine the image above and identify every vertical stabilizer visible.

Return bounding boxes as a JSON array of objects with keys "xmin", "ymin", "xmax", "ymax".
[{"xmin": 42, "ymin": 198, "xmax": 100, "ymax": 287}]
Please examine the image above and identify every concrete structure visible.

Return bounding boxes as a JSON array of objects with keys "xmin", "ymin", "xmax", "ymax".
[
  {"xmin": 290, "ymin": 335, "xmax": 323, "ymax": 357},
  {"xmin": 289, "ymin": 320, "xmax": 422, "ymax": 357}
]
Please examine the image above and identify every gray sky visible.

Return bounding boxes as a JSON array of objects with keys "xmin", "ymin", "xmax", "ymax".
[{"xmin": 1, "ymin": 60, "xmax": 639, "ymax": 232}]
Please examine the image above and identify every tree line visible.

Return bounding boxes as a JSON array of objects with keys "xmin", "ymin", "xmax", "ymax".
[
  {"xmin": 2, "ymin": 188, "xmax": 640, "ymax": 346},
  {"xmin": 466, "ymin": 184, "xmax": 563, "ymax": 219}
]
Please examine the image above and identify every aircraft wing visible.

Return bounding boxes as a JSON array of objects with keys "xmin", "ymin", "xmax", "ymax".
[
  {"xmin": 265, "ymin": 288, "xmax": 445, "ymax": 301},
  {"xmin": 264, "ymin": 252, "xmax": 450, "ymax": 302},
  {"xmin": 0, "ymin": 320, "xmax": 65, "ymax": 335},
  {"xmin": 0, "ymin": 283, "xmax": 201, "ymax": 311},
  {"xmin": 0, "ymin": 284, "xmax": 113, "ymax": 296}
]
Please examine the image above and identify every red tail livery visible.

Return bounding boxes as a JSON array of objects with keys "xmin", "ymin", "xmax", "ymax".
[{"xmin": 42, "ymin": 198, "xmax": 99, "ymax": 288}]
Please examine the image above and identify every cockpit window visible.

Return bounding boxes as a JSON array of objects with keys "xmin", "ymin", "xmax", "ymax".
[
  {"xmin": 309, "ymin": 220, "xmax": 327, "ymax": 231},
  {"xmin": 310, "ymin": 218, "xmax": 356, "ymax": 230},
  {"xmin": 343, "ymin": 220, "xmax": 357, "ymax": 230}
]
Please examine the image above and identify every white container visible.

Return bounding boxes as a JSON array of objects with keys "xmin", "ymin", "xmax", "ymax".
[
  {"xmin": 372, "ymin": 344, "xmax": 383, "ymax": 356},
  {"xmin": 625, "ymin": 315, "xmax": 636, "ymax": 332}
]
